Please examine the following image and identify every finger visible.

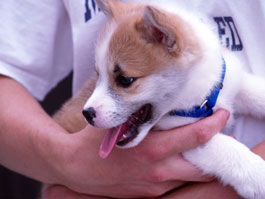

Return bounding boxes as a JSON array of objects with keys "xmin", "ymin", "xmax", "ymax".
[
  {"xmin": 159, "ymin": 181, "xmax": 239, "ymax": 199},
  {"xmin": 159, "ymin": 154, "xmax": 215, "ymax": 182},
  {"xmin": 138, "ymin": 109, "xmax": 230, "ymax": 159},
  {"xmin": 43, "ymin": 185, "xmax": 110, "ymax": 199},
  {"xmin": 150, "ymin": 180, "xmax": 186, "ymax": 197}
]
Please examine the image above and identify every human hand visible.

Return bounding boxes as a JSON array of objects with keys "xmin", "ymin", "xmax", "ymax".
[
  {"xmin": 43, "ymin": 182, "xmax": 238, "ymax": 199},
  {"xmin": 43, "ymin": 185, "xmax": 112, "ymax": 199},
  {"xmin": 156, "ymin": 138, "xmax": 265, "ymax": 199},
  {"xmin": 159, "ymin": 181, "xmax": 239, "ymax": 199},
  {"xmin": 44, "ymin": 109, "xmax": 229, "ymax": 198}
]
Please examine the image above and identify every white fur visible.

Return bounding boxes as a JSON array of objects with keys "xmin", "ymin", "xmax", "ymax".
[
  {"xmin": 85, "ymin": 0, "xmax": 265, "ymax": 198},
  {"xmin": 84, "ymin": 21, "xmax": 126, "ymax": 128},
  {"xmin": 184, "ymin": 134, "xmax": 265, "ymax": 199}
]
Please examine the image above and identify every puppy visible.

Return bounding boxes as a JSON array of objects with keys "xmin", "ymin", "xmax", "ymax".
[{"xmin": 55, "ymin": 0, "xmax": 265, "ymax": 198}]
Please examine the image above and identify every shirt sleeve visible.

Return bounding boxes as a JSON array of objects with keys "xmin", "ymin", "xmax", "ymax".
[{"xmin": 0, "ymin": 0, "xmax": 73, "ymax": 100}]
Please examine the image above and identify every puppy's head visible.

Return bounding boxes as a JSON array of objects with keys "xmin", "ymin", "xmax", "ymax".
[{"xmin": 83, "ymin": 0, "xmax": 203, "ymax": 158}]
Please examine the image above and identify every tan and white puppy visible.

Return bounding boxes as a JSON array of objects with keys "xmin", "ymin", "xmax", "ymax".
[{"xmin": 58, "ymin": 0, "xmax": 265, "ymax": 198}]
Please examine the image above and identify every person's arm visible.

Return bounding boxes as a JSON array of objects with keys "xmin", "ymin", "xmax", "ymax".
[
  {"xmin": 42, "ymin": 107, "xmax": 230, "ymax": 198},
  {"xmin": 159, "ymin": 181, "xmax": 238, "ymax": 199},
  {"xmin": 158, "ymin": 139, "xmax": 265, "ymax": 199},
  {"xmin": 0, "ymin": 76, "xmax": 231, "ymax": 198},
  {"xmin": 0, "ymin": 75, "xmax": 65, "ymax": 183}
]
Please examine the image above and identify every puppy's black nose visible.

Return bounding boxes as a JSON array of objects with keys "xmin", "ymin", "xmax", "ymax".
[{"xmin": 82, "ymin": 107, "xmax": 96, "ymax": 125}]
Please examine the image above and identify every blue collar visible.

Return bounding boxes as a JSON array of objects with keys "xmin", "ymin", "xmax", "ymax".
[{"xmin": 169, "ymin": 58, "xmax": 226, "ymax": 118}]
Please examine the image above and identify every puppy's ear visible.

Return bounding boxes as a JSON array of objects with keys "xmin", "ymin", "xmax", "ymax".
[
  {"xmin": 136, "ymin": 6, "xmax": 183, "ymax": 55},
  {"xmin": 95, "ymin": 0, "xmax": 119, "ymax": 17}
]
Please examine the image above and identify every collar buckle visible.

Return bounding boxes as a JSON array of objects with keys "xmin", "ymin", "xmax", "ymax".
[
  {"xmin": 199, "ymin": 100, "xmax": 208, "ymax": 109},
  {"xmin": 168, "ymin": 58, "xmax": 226, "ymax": 118}
]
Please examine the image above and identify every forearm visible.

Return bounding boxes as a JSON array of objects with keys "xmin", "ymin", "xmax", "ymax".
[
  {"xmin": 0, "ymin": 76, "xmax": 67, "ymax": 184},
  {"xmin": 0, "ymin": 77, "xmax": 232, "ymax": 198}
]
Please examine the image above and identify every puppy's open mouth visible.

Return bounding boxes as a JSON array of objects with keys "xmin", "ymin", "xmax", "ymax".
[{"xmin": 99, "ymin": 104, "xmax": 152, "ymax": 158}]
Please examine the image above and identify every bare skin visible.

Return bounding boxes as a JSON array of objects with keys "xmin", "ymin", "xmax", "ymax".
[
  {"xmin": 43, "ymin": 109, "xmax": 231, "ymax": 199},
  {"xmin": 0, "ymin": 76, "xmax": 230, "ymax": 198},
  {"xmin": 44, "ymin": 182, "xmax": 239, "ymax": 199},
  {"xmin": 158, "ymin": 142, "xmax": 265, "ymax": 199},
  {"xmin": 45, "ymin": 124, "xmax": 265, "ymax": 199}
]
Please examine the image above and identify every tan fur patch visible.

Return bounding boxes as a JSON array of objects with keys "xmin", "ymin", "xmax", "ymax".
[
  {"xmin": 54, "ymin": 2, "xmax": 203, "ymax": 133},
  {"xmin": 53, "ymin": 76, "xmax": 97, "ymax": 133},
  {"xmin": 103, "ymin": 3, "xmax": 202, "ymax": 96},
  {"xmin": 107, "ymin": 17, "xmax": 169, "ymax": 95}
]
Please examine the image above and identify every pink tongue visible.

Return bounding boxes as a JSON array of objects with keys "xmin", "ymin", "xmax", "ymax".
[{"xmin": 99, "ymin": 123, "xmax": 129, "ymax": 159}]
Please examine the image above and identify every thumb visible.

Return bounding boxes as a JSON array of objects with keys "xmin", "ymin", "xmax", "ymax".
[
  {"xmin": 141, "ymin": 109, "xmax": 230, "ymax": 158},
  {"xmin": 188, "ymin": 109, "xmax": 230, "ymax": 145}
]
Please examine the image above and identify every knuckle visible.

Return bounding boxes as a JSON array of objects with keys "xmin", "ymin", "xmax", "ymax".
[
  {"xmin": 138, "ymin": 147, "xmax": 160, "ymax": 162},
  {"xmin": 145, "ymin": 150, "xmax": 159, "ymax": 162},
  {"xmin": 143, "ymin": 144, "xmax": 169, "ymax": 162},
  {"xmin": 194, "ymin": 127, "xmax": 211, "ymax": 144},
  {"xmin": 137, "ymin": 134, "xmax": 169, "ymax": 162},
  {"xmin": 155, "ymin": 145, "xmax": 169, "ymax": 159},
  {"xmin": 145, "ymin": 167, "xmax": 169, "ymax": 183}
]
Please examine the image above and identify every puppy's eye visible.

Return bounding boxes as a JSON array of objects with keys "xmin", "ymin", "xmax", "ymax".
[{"xmin": 116, "ymin": 75, "xmax": 136, "ymax": 88}]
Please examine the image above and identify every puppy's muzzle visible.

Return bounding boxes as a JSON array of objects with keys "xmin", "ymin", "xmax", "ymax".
[{"xmin": 82, "ymin": 107, "xmax": 96, "ymax": 125}]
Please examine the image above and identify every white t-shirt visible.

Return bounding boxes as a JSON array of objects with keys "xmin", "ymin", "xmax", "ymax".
[{"xmin": 0, "ymin": 0, "xmax": 265, "ymax": 147}]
